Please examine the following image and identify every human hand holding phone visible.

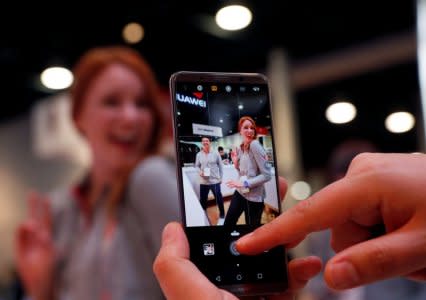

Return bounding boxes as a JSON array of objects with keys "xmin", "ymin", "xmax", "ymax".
[
  {"xmin": 154, "ymin": 177, "xmax": 322, "ymax": 299},
  {"xmin": 154, "ymin": 221, "xmax": 322, "ymax": 300}
]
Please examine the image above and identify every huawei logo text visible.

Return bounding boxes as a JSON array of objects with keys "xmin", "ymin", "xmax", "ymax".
[{"xmin": 176, "ymin": 93, "xmax": 207, "ymax": 108}]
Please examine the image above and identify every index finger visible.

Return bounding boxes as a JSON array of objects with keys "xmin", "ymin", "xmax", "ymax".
[{"xmin": 237, "ymin": 174, "xmax": 382, "ymax": 254}]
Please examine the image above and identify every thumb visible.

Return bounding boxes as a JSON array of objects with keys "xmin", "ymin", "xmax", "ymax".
[
  {"xmin": 157, "ymin": 222, "xmax": 189, "ymax": 259},
  {"xmin": 153, "ymin": 222, "xmax": 190, "ymax": 298},
  {"xmin": 324, "ymin": 226, "xmax": 426, "ymax": 289},
  {"xmin": 153, "ymin": 222, "xmax": 227, "ymax": 300}
]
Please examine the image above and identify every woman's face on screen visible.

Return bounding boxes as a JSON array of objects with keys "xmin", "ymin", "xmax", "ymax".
[{"xmin": 240, "ymin": 119, "xmax": 256, "ymax": 143}]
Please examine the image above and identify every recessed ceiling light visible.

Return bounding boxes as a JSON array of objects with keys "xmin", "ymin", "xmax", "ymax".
[
  {"xmin": 290, "ymin": 181, "xmax": 311, "ymax": 200},
  {"xmin": 122, "ymin": 22, "xmax": 145, "ymax": 44},
  {"xmin": 385, "ymin": 111, "xmax": 415, "ymax": 133},
  {"xmin": 40, "ymin": 67, "xmax": 73, "ymax": 90},
  {"xmin": 325, "ymin": 101, "xmax": 357, "ymax": 124},
  {"xmin": 215, "ymin": 5, "xmax": 252, "ymax": 31}
]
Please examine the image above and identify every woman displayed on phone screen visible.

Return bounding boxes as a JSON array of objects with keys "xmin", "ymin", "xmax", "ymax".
[{"xmin": 224, "ymin": 115, "xmax": 272, "ymax": 226}]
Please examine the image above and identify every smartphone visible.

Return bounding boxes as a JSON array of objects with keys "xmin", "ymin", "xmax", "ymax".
[{"xmin": 169, "ymin": 71, "xmax": 288, "ymax": 296}]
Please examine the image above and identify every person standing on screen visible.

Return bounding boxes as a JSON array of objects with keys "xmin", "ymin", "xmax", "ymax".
[
  {"xmin": 195, "ymin": 137, "xmax": 225, "ymax": 225},
  {"xmin": 218, "ymin": 146, "xmax": 229, "ymax": 164},
  {"xmin": 228, "ymin": 149, "xmax": 234, "ymax": 164},
  {"xmin": 225, "ymin": 116, "xmax": 271, "ymax": 226}
]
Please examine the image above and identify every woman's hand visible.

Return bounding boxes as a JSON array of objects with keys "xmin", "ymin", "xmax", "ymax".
[
  {"xmin": 226, "ymin": 180, "xmax": 243, "ymax": 189},
  {"xmin": 15, "ymin": 191, "xmax": 55, "ymax": 300},
  {"xmin": 231, "ymin": 147, "xmax": 239, "ymax": 168}
]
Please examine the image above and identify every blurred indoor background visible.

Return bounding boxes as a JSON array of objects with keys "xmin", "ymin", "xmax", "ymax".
[{"xmin": 0, "ymin": 1, "xmax": 422, "ymax": 299}]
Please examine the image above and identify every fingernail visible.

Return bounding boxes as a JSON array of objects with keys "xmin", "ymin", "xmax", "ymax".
[
  {"xmin": 328, "ymin": 261, "xmax": 360, "ymax": 289},
  {"xmin": 236, "ymin": 232, "xmax": 253, "ymax": 248},
  {"xmin": 162, "ymin": 223, "xmax": 177, "ymax": 244}
]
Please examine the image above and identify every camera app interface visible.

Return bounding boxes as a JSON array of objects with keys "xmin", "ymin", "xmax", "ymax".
[
  {"xmin": 173, "ymin": 78, "xmax": 287, "ymax": 291},
  {"xmin": 174, "ymin": 81, "xmax": 280, "ymax": 228}
]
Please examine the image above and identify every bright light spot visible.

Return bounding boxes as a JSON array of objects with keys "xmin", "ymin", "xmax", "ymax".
[
  {"xmin": 290, "ymin": 181, "xmax": 311, "ymax": 201},
  {"xmin": 385, "ymin": 111, "xmax": 415, "ymax": 133},
  {"xmin": 325, "ymin": 102, "xmax": 357, "ymax": 124},
  {"xmin": 122, "ymin": 22, "xmax": 145, "ymax": 44},
  {"xmin": 215, "ymin": 5, "xmax": 252, "ymax": 31},
  {"xmin": 238, "ymin": 104, "xmax": 244, "ymax": 110},
  {"xmin": 40, "ymin": 67, "xmax": 73, "ymax": 90}
]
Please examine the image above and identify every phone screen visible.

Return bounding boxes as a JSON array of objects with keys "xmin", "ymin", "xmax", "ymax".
[{"xmin": 170, "ymin": 71, "xmax": 288, "ymax": 296}]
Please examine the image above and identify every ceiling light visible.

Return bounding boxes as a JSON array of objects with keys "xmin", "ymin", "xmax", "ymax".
[
  {"xmin": 290, "ymin": 181, "xmax": 311, "ymax": 200},
  {"xmin": 215, "ymin": 5, "xmax": 252, "ymax": 31},
  {"xmin": 325, "ymin": 101, "xmax": 357, "ymax": 124},
  {"xmin": 385, "ymin": 111, "xmax": 415, "ymax": 133},
  {"xmin": 40, "ymin": 67, "xmax": 73, "ymax": 90},
  {"xmin": 122, "ymin": 22, "xmax": 145, "ymax": 44}
]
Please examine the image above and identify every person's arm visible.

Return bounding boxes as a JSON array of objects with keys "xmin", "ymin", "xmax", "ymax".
[
  {"xmin": 195, "ymin": 152, "xmax": 204, "ymax": 177},
  {"xmin": 217, "ymin": 152, "xmax": 223, "ymax": 181},
  {"xmin": 230, "ymin": 147, "xmax": 239, "ymax": 170},
  {"xmin": 246, "ymin": 140, "xmax": 271, "ymax": 188},
  {"xmin": 237, "ymin": 152, "xmax": 426, "ymax": 289},
  {"xmin": 128, "ymin": 156, "xmax": 181, "ymax": 251}
]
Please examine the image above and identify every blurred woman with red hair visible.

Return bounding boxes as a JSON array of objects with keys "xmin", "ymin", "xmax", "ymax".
[{"xmin": 15, "ymin": 46, "xmax": 179, "ymax": 300}]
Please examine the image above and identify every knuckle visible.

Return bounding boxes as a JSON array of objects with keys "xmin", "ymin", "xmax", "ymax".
[
  {"xmin": 152, "ymin": 254, "xmax": 168, "ymax": 276},
  {"xmin": 351, "ymin": 152, "xmax": 372, "ymax": 164},
  {"xmin": 347, "ymin": 153, "xmax": 385, "ymax": 180},
  {"xmin": 292, "ymin": 197, "xmax": 313, "ymax": 216},
  {"xmin": 291, "ymin": 198, "xmax": 318, "ymax": 232},
  {"xmin": 368, "ymin": 244, "xmax": 393, "ymax": 276},
  {"xmin": 347, "ymin": 153, "xmax": 374, "ymax": 173}
]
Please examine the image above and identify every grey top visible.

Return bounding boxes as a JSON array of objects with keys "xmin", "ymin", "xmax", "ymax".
[
  {"xmin": 195, "ymin": 149, "xmax": 223, "ymax": 185},
  {"xmin": 49, "ymin": 156, "xmax": 180, "ymax": 300},
  {"xmin": 236, "ymin": 140, "xmax": 271, "ymax": 202}
]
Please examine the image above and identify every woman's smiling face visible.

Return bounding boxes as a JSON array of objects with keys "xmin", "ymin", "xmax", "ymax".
[
  {"xmin": 75, "ymin": 63, "xmax": 154, "ymax": 174},
  {"xmin": 240, "ymin": 119, "xmax": 256, "ymax": 143}
]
